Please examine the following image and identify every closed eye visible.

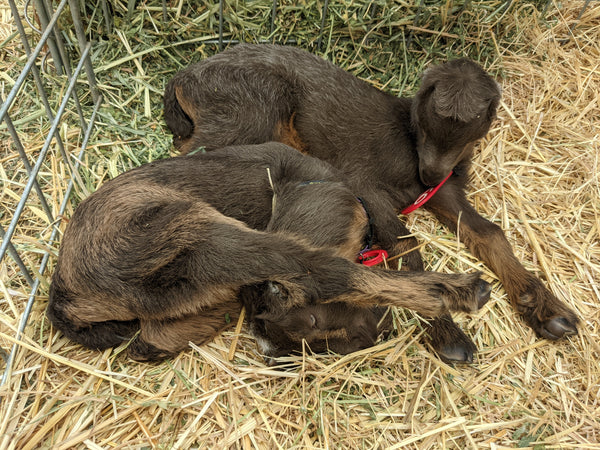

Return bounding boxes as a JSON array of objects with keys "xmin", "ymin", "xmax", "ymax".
[{"xmin": 310, "ymin": 314, "xmax": 317, "ymax": 328}]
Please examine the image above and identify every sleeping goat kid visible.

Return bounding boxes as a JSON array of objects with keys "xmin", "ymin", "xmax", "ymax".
[
  {"xmin": 47, "ymin": 143, "xmax": 491, "ymax": 362},
  {"xmin": 164, "ymin": 44, "xmax": 579, "ymax": 363}
]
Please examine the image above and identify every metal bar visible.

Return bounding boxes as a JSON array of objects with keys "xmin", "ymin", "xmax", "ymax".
[
  {"xmin": 8, "ymin": 0, "xmax": 63, "ymax": 126},
  {"xmin": 36, "ymin": 0, "xmax": 88, "ymax": 130},
  {"xmin": 1, "ymin": 98, "xmax": 54, "ymax": 224},
  {"xmin": 60, "ymin": 96, "xmax": 103, "ymax": 227},
  {"xmin": 22, "ymin": 0, "xmax": 41, "ymax": 33},
  {"xmin": 316, "ymin": 0, "xmax": 329, "ymax": 50},
  {"xmin": 0, "ymin": 94, "xmax": 103, "ymax": 386},
  {"xmin": 568, "ymin": 0, "xmax": 593, "ymax": 36},
  {"xmin": 9, "ymin": 0, "xmax": 88, "ymax": 198},
  {"xmin": 0, "ymin": 0, "xmax": 68, "ymax": 124},
  {"xmin": 67, "ymin": 0, "xmax": 100, "ymax": 105},
  {"xmin": 41, "ymin": 0, "xmax": 72, "ymax": 77},
  {"xmin": 31, "ymin": 0, "xmax": 64, "ymax": 74},
  {"xmin": 57, "ymin": 0, "xmax": 96, "ymax": 138},
  {"xmin": 270, "ymin": 0, "xmax": 277, "ymax": 37},
  {"xmin": 0, "ymin": 107, "xmax": 53, "ymax": 285},
  {"xmin": 0, "ymin": 42, "xmax": 92, "ymax": 264},
  {"xmin": 218, "ymin": 0, "xmax": 224, "ymax": 51},
  {"xmin": 0, "ymin": 227, "xmax": 35, "ymax": 288},
  {"xmin": 100, "ymin": 0, "xmax": 113, "ymax": 35}
]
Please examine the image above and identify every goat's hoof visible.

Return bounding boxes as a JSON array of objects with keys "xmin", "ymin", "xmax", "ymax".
[
  {"xmin": 127, "ymin": 339, "xmax": 173, "ymax": 362},
  {"xmin": 518, "ymin": 279, "xmax": 579, "ymax": 340},
  {"xmin": 477, "ymin": 280, "xmax": 492, "ymax": 310},
  {"xmin": 444, "ymin": 274, "xmax": 491, "ymax": 314},
  {"xmin": 438, "ymin": 343, "xmax": 475, "ymax": 364},
  {"xmin": 429, "ymin": 317, "xmax": 477, "ymax": 364},
  {"xmin": 461, "ymin": 278, "xmax": 491, "ymax": 313},
  {"xmin": 541, "ymin": 317, "xmax": 578, "ymax": 340}
]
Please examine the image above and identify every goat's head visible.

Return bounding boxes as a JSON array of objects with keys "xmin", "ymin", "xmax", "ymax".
[
  {"xmin": 239, "ymin": 281, "xmax": 379, "ymax": 361},
  {"xmin": 411, "ymin": 58, "xmax": 501, "ymax": 186}
]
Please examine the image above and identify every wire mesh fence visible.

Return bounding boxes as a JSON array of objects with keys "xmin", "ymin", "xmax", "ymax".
[{"xmin": 1, "ymin": 0, "xmax": 101, "ymax": 384}]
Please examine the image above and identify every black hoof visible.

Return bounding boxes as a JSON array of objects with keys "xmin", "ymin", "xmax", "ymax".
[
  {"xmin": 542, "ymin": 317, "xmax": 578, "ymax": 340},
  {"xmin": 438, "ymin": 343, "xmax": 475, "ymax": 364},
  {"xmin": 477, "ymin": 280, "xmax": 492, "ymax": 310},
  {"xmin": 428, "ymin": 315, "xmax": 477, "ymax": 364},
  {"xmin": 127, "ymin": 338, "xmax": 173, "ymax": 362}
]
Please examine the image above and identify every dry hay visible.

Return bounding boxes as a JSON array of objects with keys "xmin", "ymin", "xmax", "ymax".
[{"xmin": 0, "ymin": 1, "xmax": 599, "ymax": 448}]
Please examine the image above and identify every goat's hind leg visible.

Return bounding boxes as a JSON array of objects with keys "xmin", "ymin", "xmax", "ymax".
[
  {"xmin": 344, "ymin": 269, "xmax": 490, "ymax": 363},
  {"xmin": 127, "ymin": 302, "xmax": 241, "ymax": 362},
  {"xmin": 48, "ymin": 303, "xmax": 139, "ymax": 351},
  {"xmin": 46, "ymin": 282, "xmax": 139, "ymax": 350}
]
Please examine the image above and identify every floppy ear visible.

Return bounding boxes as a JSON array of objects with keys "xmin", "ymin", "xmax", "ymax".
[
  {"xmin": 254, "ymin": 310, "xmax": 283, "ymax": 322},
  {"xmin": 420, "ymin": 59, "xmax": 502, "ymax": 123},
  {"xmin": 486, "ymin": 82, "xmax": 502, "ymax": 120},
  {"xmin": 432, "ymin": 78, "xmax": 501, "ymax": 122}
]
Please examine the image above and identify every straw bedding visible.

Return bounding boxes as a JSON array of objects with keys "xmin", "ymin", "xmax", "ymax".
[{"xmin": 0, "ymin": 1, "xmax": 598, "ymax": 448}]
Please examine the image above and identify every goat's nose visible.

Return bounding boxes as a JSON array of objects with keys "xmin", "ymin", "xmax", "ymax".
[{"xmin": 420, "ymin": 169, "xmax": 448, "ymax": 187}]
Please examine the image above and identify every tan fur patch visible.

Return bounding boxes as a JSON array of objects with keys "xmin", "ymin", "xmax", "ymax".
[
  {"xmin": 335, "ymin": 201, "xmax": 369, "ymax": 261},
  {"xmin": 140, "ymin": 303, "xmax": 241, "ymax": 353},
  {"xmin": 63, "ymin": 296, "xmax": 137, "ymax": 325},
  {"xmin": 177, "ymin": 138, "xmax": 201, "ymax": 155},
  {"xmin": 174, "ymin": 85, "xmax": 201, "ymax": 154},
  {"xmin": 175, "ymin": 85, "xmax": 199, "ymax": 125},
  {"xmin": 333, "ymin": 270, "xmax": 449, "ymax": 318},
  {"xmin": 275, "ymin": 113, "xmax": 307, "ymax": 153}
]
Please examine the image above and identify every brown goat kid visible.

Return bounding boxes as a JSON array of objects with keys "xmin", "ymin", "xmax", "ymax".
[
  {"xmin": 47, "ymin": 143, "xmax": 491, "ymax": 362},
  {"xmin": 164, "ymin": 44, "xmax": 578, "ymax": 362}
]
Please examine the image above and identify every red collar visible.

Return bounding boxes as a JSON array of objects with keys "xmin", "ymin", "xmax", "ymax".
[
  {"xmin": 356, "ymin": 171, "xmax": 452, "ymax": 266},
  {"xmin": 401, "ymin": 171, "xmax": 453, "ymax": 215}
]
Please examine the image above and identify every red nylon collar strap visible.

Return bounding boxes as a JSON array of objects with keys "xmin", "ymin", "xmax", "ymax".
[
  {"xmin": 357, "ymin": 249, "xmax": 388, "ymax": 266},
  {"xmin": 356, "ymin": 171, "xmax": 452, "ymax": 266},
  {"xmin": 401, "ymin": 171, "xmax": 453, "ymax": 215}
]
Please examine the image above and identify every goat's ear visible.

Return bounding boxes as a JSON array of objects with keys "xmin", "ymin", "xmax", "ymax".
[
  {"xmin": 255, "ymin": 309, "xmax": 285, "ymax": 323},
  {"xmin": 432, "ymin": 79, "xmax": 501, "ymax": 122},
  {"xmin": 487, "ymin": 81, "xmax": 502, "ymax": 120},
  {"xmin": 420, "ymin": 59, "xmax": 502, "ymax": 123}
]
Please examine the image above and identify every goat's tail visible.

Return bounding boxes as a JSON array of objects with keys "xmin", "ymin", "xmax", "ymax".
[
  {"xmin": 46, "ymin": 282, "xmax": 139, "ymax": 351},
  {"xmin": 163, "ymin": 76, "xmax": 195, "ymax": 141}
]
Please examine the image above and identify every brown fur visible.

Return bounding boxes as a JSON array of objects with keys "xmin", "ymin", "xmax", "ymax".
[
  {"xmin": 47, "ymin": 143, "xmax": 491, "ymax": 362},
  {"xmin": 163, "ymin": 44, "xmax": 579, "ymax": 362},
  {"xmin": 275, "ymin": 113, "xmax": 307, "ymax": 154}
]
